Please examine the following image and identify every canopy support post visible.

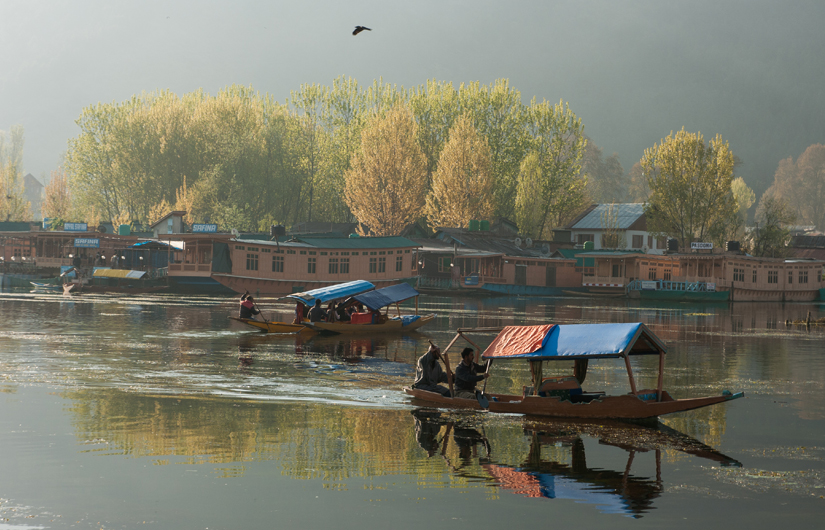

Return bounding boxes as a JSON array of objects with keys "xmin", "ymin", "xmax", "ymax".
[
  {"xmin": 624, "ymin": 354, "xmax": 638, "ymax": 395},
  {"xmin": 656, "ymin": 351, "xmax": 665, "ymax": 401},
  {"xmin": 415, "ymin": 296, "xmax": 418, "ymax": 315}
]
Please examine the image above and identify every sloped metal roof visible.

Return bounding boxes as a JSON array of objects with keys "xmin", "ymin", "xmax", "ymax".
[{"xmin": 570, "ymin": 204, "xmax": 646, "ymax": 230}]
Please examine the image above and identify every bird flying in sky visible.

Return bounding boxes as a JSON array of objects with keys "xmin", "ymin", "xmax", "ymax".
[{"xmin": 353, "ymin": 26, "xmax": 371, "ymax": 36}]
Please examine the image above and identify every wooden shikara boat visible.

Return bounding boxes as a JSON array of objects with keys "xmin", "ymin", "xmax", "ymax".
[
  {"xmin": 304, "ymin": 283, "xmax": 436, "ymax": 335},
  {"xmin": 231, "ymin": 280, "xmax": 375, "ymax": 333},
  {"xmin": 404, "ymin": 323, "xmax": 744, "ymax": 420}
]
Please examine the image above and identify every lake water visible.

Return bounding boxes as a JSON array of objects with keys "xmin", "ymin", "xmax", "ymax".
[{"xmin": 0, "ymin": 290, "xmax": 823, "ymax": 529}]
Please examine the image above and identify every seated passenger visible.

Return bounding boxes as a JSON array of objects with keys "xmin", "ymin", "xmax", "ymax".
[
  {"xmin": 453, "ymin": 347, "xmax": 489, "ymax": 399},
  {"xmin": 308, "ymin": 299, "xmax": 327, "ymax": 322}
]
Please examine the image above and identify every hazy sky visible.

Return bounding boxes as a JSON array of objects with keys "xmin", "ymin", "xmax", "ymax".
[{"xmin": 2, "ymin": 0, "xmax": 823, "ymax": 198}]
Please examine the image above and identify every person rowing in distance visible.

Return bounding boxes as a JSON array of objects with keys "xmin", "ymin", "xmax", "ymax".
[{"xmin": 239, "ymin": 292, "xmax": 261, "ymax": 321}]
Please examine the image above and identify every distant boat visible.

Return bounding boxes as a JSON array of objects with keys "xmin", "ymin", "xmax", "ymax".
[
  {"xmin": 304, "ymin": 283, "xmax": 435, "ymax": 335},
  {"xmin": 230, "ymin": 280, "xmax": 376, "ymax": 334}
]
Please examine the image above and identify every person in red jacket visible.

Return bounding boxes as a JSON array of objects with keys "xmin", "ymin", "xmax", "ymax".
[{"xmin": 239, "ymin": 293, "xmax": 261, "ymax": 320}]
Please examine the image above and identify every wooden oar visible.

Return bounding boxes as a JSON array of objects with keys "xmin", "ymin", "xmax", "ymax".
[{"xmin": 477, "ymin": 358, "xmax": 492, "ymax": 409}]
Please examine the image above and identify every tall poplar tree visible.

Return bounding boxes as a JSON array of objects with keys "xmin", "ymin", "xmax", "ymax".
[
  {"xmin": 641, "ymin": 129, "xmax": 737, "ymax": 248},
  {"xmin": 344, "ymin": 105, "xmax": 427, "ymax": 236}
]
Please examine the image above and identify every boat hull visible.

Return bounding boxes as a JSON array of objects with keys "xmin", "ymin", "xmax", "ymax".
[
  {"xmin": 403, "ymin": 387, "xmax": 744, "ymax": 420},
  {"xmin": 229, "ymin": 317, "xmax": 309, "ymax": 334},
  {"xmin": 307, "ymin": 314, "xmax": 436, "ymax": 335}
]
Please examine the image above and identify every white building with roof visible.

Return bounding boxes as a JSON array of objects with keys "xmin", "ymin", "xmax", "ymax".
[{"xmin": 565, "ymin": 203, "xmax": 667, "ymax": 254}]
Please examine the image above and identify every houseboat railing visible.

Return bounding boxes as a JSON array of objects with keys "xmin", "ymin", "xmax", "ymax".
[{"xmin": 627, "ymin": 279, "xmax": 717, "ymax": 292}]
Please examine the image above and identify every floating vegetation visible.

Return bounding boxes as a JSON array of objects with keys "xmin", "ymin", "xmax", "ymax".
[{"xmin": 713, "ymin": 467, "xmax": 825, "ymax": 498}]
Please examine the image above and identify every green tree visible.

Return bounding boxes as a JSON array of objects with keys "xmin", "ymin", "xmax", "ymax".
[
  {"xmin": 42, "ymin": 168, "xmax": 73, "ymax": 227},
  {"xmin": 514, "ymin": 99, "xmax": 587, "ymax": 239},
  {"xmin": 344, "ymin": 105, "xmax": 428, "ymax": 236},
  {"xmin": 0, "ymin": 125, "xmax": 30, "ymax": 221},
  {"xmin": 641, "ymin": 129, "xmax": 737, "ymax": 249},
  {"xmin": 425, "ymin": 114, "xmax": 494, "ymax": 228},
  {"xmin": 751, "ymin": 195, "xmax": 796, "ymax": 257}
]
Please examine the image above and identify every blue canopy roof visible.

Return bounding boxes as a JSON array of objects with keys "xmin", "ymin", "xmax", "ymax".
[
  {"xmin": 352, "ymin": 283, "xmax": 419, "ymax": 310},
  {"xmin": 286, "ymin": 280, "xmax": 375, "ymax": 306},
  {"xmin": 482, "ymin": 323, "xmax": 666, "ymax": 361}
]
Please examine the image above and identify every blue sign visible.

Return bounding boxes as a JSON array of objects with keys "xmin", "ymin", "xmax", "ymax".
[
  {"xmin": 64, "ymin": 222, "xmax": 88, "ymax": 231},
  {"xmin": 74, "ymin": 238, "xmax": 100, "ymax": 248},
  {"xmin": 192, "ymin": 223, "xmax": 218, "ymax": 233},
  {"xmin": 464, "ymin": 274, "xmax": 480, "ymax": 286}
]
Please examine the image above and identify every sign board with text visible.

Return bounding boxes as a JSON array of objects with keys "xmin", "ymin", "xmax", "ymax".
[
  {"xmin": 74, "ymin": 238, "xmax": 100, "ymax": 248},
  {"xmin": 691, "ymin": 242, "xmax": 713, "ymax": 250},
  {"xmin": 192, "ymin": 223, "xmax": 218, "ymax": 233},
  {"xmin": 64, "ymin": 222, "xmax": 88, "ymax": 232}
]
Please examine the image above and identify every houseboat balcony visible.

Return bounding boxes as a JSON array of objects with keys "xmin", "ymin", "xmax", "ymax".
[{"xmin": 168, "ymin": 263, "xmax": 213, "ymax": 276}]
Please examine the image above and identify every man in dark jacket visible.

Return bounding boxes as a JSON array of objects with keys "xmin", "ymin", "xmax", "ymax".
[
  {"xmin": 453, "ymin": 347, "xmax": 489, "ymax": 399},
  {"xmin": 412, "ymin": 344, "xmax": 451, "ymax": 397},
  {"xmin": 239, "ymin": 293, "xmax": 261, "ymax": 320},
  {"xmin": 308, "ymin": 299, "xmax": 327, "ymax": 322}
]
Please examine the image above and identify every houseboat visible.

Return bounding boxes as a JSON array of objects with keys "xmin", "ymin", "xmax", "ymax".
[{"xmin": 171, "ymin": 235, "xmax": 420, "ymax": 296}]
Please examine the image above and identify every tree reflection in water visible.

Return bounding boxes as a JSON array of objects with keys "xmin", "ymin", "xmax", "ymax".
[{"xmin": 411, "ymin": 409, "xmax": 741, "ymax": 518}]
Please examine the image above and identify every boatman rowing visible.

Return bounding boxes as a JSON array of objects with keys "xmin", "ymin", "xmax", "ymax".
[
  {"xmin": 412, "ymin": 343, "xmax": 451, "ymax": 397},
  {"xmin": 453, "ymin": 347, "xmax": 490, "ymax": 399},
  {"xmin": 239, "ymin": 292, "xmax": 261, "ymax": 321}
]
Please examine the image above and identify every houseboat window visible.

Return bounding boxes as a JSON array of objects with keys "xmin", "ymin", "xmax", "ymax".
[
  {"xmin": 370, "ymin": 252, "xmax": 377, "ymax": 256},
  {"xmin": 612, "ymin": 264, "xmax": 623, "ymax": 277},
  {"xmin": 309, "ymin": 251, "xmax": 316, "ymax": 255},
  {"xmin": 379, "ymin": 251, "xmax": 386, "ymax": 255},
  {"xmin": 307, "ymin": 257, "xmax": 316, "ymax": 274},
  {"xmin": 438, "ymin": 257, "xmax": 451, "ymax": 273},
  {"xmin": 799, "ymin": 270, "xmax": 808, "ymax": 283},
  {"xmin": 656, "ymin": 238, "xmax": 666, "ymax": 250},
  {"xmin": 340, "ymin": 258, "xmax": 350, "ymax": 274},
  {"xmin": 300, "ymin": 251, "xmax": 306, "ymax": 255},
  {"xmin": 246, "ymin": 253, "xmax": 259, "ymax": 271},
  {"xmin": 788, "ymin": 270, "xmax": 793, "ymax": 284},
  {"xmin": 396, "ymin": 255, "xmax": 403, "ymax": 272},
  {"xmin": 287, "ymin": 250, "xmax": 296, "ymax": 255},
  {"xmin": 352, "ymin": 252, "xmax": 358, "ymax": 256},
  {"xmin": 379, "ymin": 257, "xmax": 386, "ymax": 273},
  {"xmin": 733, "ymin": 268, "xmax": 745, "ymax": 282},
  {"xmin": 272, "ymin": 256, "xmax": 284, "ymax": 273},
  {"xmin": 752, "ymin": 268, "xmax": 757, "ymax": 282},
  {"xmin": 320, "ymin": 252, "xmax": 327, "ymax": 256},
  {"xmin": 647, "ymin": 235, "xmax": 653, "ymax": 248},
  {"xmin": 663, "ymin": 268, "xmax": 671, "ymax": 281},
  {"xmin": 369, "ymin": 257, "xmax": 377, "ymax": 273},
  {"xmin": 648, "ymin": 268, "xmax": 657, "ymax": 280},
  {"xmin": 235, "ymin": 245, "xmax": 245, "ymax": 250},
  {"xmin": 329, "ymin": 258, "xmax": 339, "ymax": 274},
  {"xmin": 632, "ymin": 235, "xmax": 643, "ymax": 249},
  {"xmin": 341, "ymin": 252, "xmax": 349, "ymax": 256},
  {"xmin": 768, "ymin": 270, "xmax": 778, "ymax": 284},
  {"xmin": 405, "ymin": 249, "xmax": 410, "ymax": 253}
]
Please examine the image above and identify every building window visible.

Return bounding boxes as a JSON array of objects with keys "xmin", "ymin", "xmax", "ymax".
[
  {"xmin": 733, "ymin": 268, "xmax": 745, "ymax": 282},
  {"xmin": 648, "ymin": 268, "xmax": 657, "ymax": 280},
  {"xmin": 272, "ymin": 255, "xmax": 284, "ymax": 273},
  {"xmin": 656, "ymin": 238, "xmax": 666, "ymax": 250},
  {"xmin": 379, "ymin": 257, "xmax": 386, "ymax": 273},
  {"xmin": 752, "ymin": 268, "xmax": 757, "ymax": 283},
  {"xmin": 438, "ymin": 257, "xmax": 451, "ymax": 273},
  {"xmin": 329, "ymin": 257, "xmax": 339, "ymax": 274},
  {"xmin": 396, "ymin": 255, "xmax": 403, "ymax": 272},
  {"xmin": 340, "ymin": 258, "xmax": 350, "ymax": 274},
  {"xmin": 663, "ymin": 268, "xmax": 672, "ymax": 281},
  {"xmin": 246, "ymin": 253, "xmax": 258, "ymax": 271},
  {"xmin": 612, "ymin": 264, "xmax": 622, "ymax": 277},
  {"xmin": 647, "ymin": 236, "xmax": 654, "ymax": 248},
  {"xmin": 632, "ymin": 235, "xmax": 643, "ymax": 249},
  {"xmin": 369, "ymin": 257, "xmax": 377, "ymax": 273},
  {"xmin": 788, "ymin": 270, "xmax": 793, "ymax": 284},
  {"xmin": 799, "ymin": 270, "xmax": 808, "ymax": 284},
  {"xmin": 577, "ymin": 234, "xmax": 594, "ymax": 244},
  {"xmin": 307, "ymin": 257, "xmax": 316, "ymax": 274},
  {"xmin": 768, "ymin": 270, "xmax": 778, "ymax": 284}
]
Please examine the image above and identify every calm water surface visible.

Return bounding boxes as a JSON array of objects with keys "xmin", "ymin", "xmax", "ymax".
[{"xmin": 0, "ymin": 290, "xmax": 823, "ymax": 529}]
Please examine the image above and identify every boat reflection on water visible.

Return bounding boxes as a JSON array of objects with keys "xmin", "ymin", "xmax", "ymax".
[{"xmin": 411, "ymin": 409, "xmax": 741, "ymax": 518}]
